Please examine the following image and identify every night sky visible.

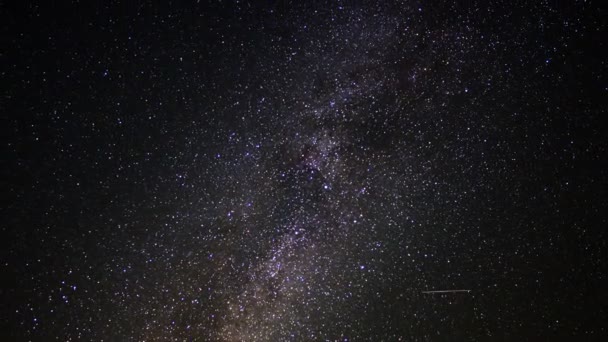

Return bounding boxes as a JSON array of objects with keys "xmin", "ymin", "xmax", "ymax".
[{"xmin": 3, "ymin": 1, "xmax": 608, "ymax": 341}]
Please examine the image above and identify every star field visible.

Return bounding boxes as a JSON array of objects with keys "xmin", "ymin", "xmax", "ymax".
[{"xmin": 3, "ymin": 1, "xmax": 608, "ymax": 341}]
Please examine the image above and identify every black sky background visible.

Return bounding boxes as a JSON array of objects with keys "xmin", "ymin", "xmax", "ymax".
[{"xmin": 2, "ymin": 1, "xmax": 608, "ymax": 341}]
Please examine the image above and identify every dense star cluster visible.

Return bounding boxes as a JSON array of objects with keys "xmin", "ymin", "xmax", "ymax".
[{"xmin": 3, "ymin": 1, "xmax": 607, "ymax": 341}]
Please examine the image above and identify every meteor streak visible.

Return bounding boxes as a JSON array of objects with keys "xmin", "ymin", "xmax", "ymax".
[{"xmin": 422, "ymin": 290, "xmax": 471, "ymax": 294}]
